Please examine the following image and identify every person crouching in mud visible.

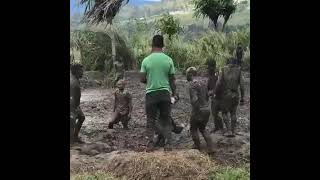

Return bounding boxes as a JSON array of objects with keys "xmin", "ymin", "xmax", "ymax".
[{"xmin": 108, "ymin": 79, "xmax": 132, "ymax": 129}]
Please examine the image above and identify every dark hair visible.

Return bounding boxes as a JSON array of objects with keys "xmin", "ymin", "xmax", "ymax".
[
  {"xmin": 71, "ymin": 63, "xmax": 83, "ymax": 75},
  {"xmin": 152, "ymin": 35, "xmax": 164, "ymax": 48}
]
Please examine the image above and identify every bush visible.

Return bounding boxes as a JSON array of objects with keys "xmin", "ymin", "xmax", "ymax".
[
  {"xmin": 164, "ymin": 29, "xmax": 250, "ymax": 71},
  {"xmin": 115, "ymin": 17, "xmax": 250, "ymax": 72},
  {"xmin": 70, "ymin": 30, "xmax": 134, "ymax": 73}
]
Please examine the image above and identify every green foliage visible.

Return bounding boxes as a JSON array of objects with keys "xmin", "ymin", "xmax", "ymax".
[
  {"xmin": 155, "ymin": 13, "xmax": 183, "ymax": 40},
  {"xmin": 209, "ymin": 165, "xmax": 250, "ymax": 180},
  {"xmin": 192, "ymin": 0, "xmax": 237, "ymax": 30},
  {"xmin": 70, "ymin": 30, "xmax": 134, "ymax": 72},
  {"xmin": 164, "ymin": 29, "xmax": 249, "ymax": 71}
]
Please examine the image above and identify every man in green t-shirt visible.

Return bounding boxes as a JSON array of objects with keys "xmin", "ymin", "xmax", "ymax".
[{"xmin": 140, "ymin": 35, "xmax": 177, "ymax": 151}]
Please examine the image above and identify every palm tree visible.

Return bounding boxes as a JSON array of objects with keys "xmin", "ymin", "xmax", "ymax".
[{"xmin": 79, "ymin": 0, "xmax": 130, "ymax": 70}]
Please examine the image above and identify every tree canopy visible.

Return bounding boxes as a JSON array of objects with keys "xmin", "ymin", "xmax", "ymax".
[{"xmin": 192, "ymin": 0, "xmax": 236, "ymax": 31}]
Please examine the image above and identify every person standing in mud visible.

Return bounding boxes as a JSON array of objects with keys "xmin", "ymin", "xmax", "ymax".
[
  {"xmin": 108, "ymin": 79, "xmax": 132, "ymax": 129},
  {"xmin": 70, "ymin": 63, "xmax": 85, "ymax": 143},
  {"xmin": 140, "ymin": 35, "xmax": 177, "ymax": 151},
  {"xmin": 207, "ymin": 59, "xmax": 224, "ymax": 133},
  {"xmin": 215, "ymin": 57, "xmax": 245, "ymax": 137},
  {"xmin": 236, "ymin": 43, "xmax": 244, "ymax": 67},
  {"xmin": 186, "ymin": 67, "xmax": 216, "ymax": 154}
]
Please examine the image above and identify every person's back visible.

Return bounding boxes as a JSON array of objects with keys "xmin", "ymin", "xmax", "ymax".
[
  {"xmin": 140, "ymin": 35, "xmax": 177, "ymax": 152},
  {"xmin": 222, "ymin": 65, "xmax": 242, "ymax": 93},
  {"xmin": 216, "ymin": 58, "xmax": 245, "ymax": 137},
  {"xmin": 189, "ymin": 79, "xmax": 210, "ymax": 111},
  {"xmin": 141, "ymin": 52, "xmax": 174, "ymax": 94}
]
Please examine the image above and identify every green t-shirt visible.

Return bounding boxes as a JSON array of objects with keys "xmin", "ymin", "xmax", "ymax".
[{"xmin": 140, "ymin": 52, "xmax": 175, "ymax": 94}]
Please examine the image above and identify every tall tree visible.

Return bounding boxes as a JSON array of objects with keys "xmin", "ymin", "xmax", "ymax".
[
  {"xmin": 79, "ymin": 0, "xmax": 130, "ymax": 71},
  {"xmin": 192, "ymin": 0, "xmax": 236, "ymax": 31}
]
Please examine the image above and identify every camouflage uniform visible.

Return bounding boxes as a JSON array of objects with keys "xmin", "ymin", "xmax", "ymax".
[
  {"xmin": 187, "ymin": 67, "xmax": 216, "ymax": 153},
  {"xmin": 216, "ymin": 61, "xmax": 245, "ymax": 137},
  {"xmin": 108, "ymin": 81, "xmax": 132, "ymax": 129}
]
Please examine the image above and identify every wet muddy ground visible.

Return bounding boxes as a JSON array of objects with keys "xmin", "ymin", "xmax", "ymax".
[{"xmin": 71, "ymin": 71, "xmax": 250, "ymax": 172}]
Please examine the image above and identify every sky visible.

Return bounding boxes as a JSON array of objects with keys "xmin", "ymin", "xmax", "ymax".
[{"xmin": 70, "ymin": 0, "xmax": 161, "ymax": 15}]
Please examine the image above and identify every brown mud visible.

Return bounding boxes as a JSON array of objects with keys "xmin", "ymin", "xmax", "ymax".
[{"xmin": 71, "ymin": 71, "xmax": 250, "ymax": 174}]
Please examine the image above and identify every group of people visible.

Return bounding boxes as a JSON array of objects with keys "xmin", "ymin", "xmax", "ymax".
[{"xmin": 70, "ymin": 34, "xmax": 245, "ymax": 155}]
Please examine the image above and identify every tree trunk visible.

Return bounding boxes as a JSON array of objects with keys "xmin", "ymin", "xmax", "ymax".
[
  {"xmin": 111, "ymin": 26, "xmax": 117, "ymax": 66},
  {"xmin": 222, "ymin": 15, "xmax": 230, "ymax": 32},
  {"xmin": 208, "ymin": 19, "xmax": 216, "ymax": 30}
]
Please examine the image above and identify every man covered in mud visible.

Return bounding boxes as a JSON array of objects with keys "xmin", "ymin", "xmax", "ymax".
[
  {"xmin": 114, "ymin": 60, "xmax": 125, "ymax": 87},
  {"xmin": 108, "ymin": 79, "xmax": 132, "ymax": 129},
  {"xmin": 140, "ymin": 35, "xmax": 177, "ymax": 151},
  {"xmin": 236, "ymin": 43, "xmax": 244, "ymax": 67},
  {"xmin": 215, "ymin": 57, "xmax": 245, "ymax": 137},
  {"xmin": 186, "ymin": 67, "xmax": 216, "ymax": 154},
  {"xmin": 70, "ymin": 63, "xmax": 85, "ymax": 143},
  {"xmin": 207, "ymin": 59, "xmax": 224, "ymax": 133}
]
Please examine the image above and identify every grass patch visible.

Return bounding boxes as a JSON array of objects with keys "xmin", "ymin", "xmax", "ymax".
[{"xmin": 209, "ymin": 164, "xmax": 250, "ymax": 180}]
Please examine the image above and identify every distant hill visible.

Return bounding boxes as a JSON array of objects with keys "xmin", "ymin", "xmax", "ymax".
[
  {"xmin": 128, "ymin": 0, "xmax": 161, "ymax": 6},
  {"xmin": 70, "ymin": 0, "xmax": 161, "ymax": 15}
]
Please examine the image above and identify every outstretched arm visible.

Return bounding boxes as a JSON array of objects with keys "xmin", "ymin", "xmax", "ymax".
[
  {"xmin": 140, "ymin": 59, "xmax": 147, "ymax": 84},
  {"xmin": 140, "ymin": 72, "xmax": 147, "ymax": 84},
  {"xmin": 169, "ymin": 59, "xmax": 177, "ymax": 97},
  {"xmin": 169, "ymin": 74, "xmax": 177, "ymax": 97},
  {"xmin": 128, "ymin": 94, "xmax": 133, "ymax": 117},
  {"xmin": 239, "ymin": 71, "xmax": 245, "ymax": 103},
  {"xmin": 113, "ymin": 92, "xmax": 117, "ymax": 112}
]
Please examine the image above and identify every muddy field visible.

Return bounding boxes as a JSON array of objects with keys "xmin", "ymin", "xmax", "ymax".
[{"xmin": 70, "ymin": 71, "xmax": 250, "ymax": 175}]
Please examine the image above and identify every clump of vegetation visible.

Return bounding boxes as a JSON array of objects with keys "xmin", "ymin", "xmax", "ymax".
[
  {"xmin": 164, "ymin": 29, "xmax": 249, "ymax": 71},
  {"xmin": 209, "ymin": 164, "xmax": 250, "ymax": 180},
  {"xmin": 193, "ymin": 0, "xmax": 237, "ymax": 31},
  {"xmin": 155, "ymin": 13, "xmax": 183, "ymax": 40},
  {"xmin": 70, "ymin": 30, "xmax": 134, "ymax": 72}
]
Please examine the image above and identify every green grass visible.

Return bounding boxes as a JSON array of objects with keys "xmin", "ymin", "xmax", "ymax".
[{"xmin": 209, "ymin": 165, "xmax": 250, "ymax": 180}]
